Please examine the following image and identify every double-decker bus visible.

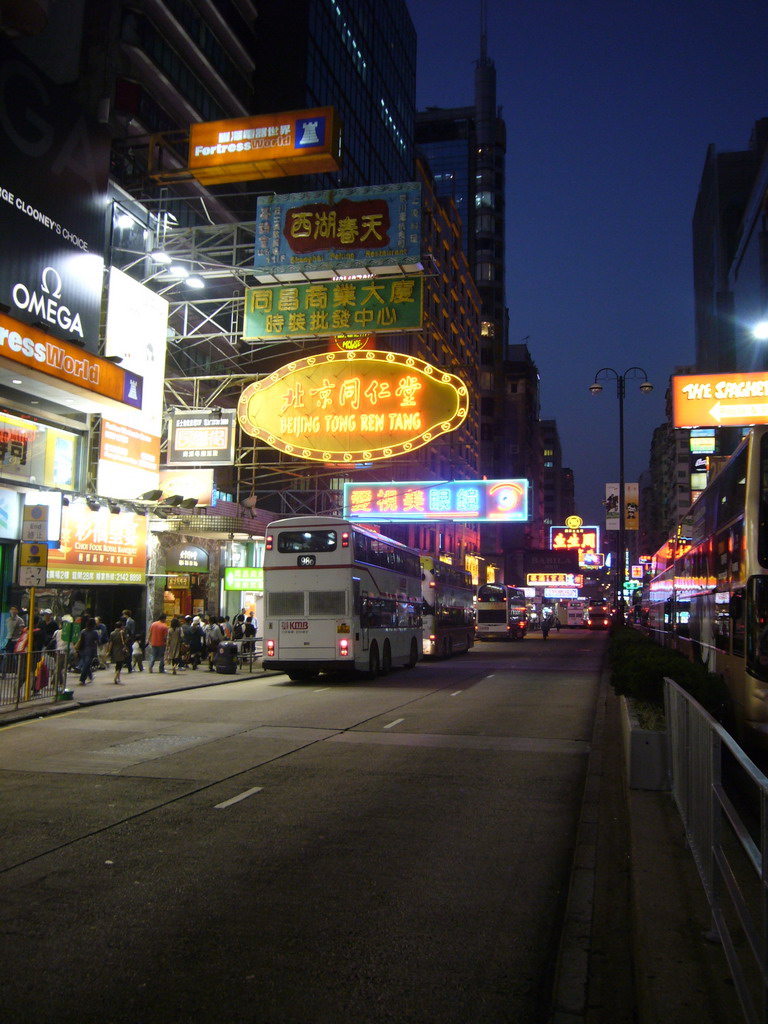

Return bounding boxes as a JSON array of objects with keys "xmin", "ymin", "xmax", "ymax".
[
  {"xmin": 585, "ymin": 601, "xmax": 612, "ymax": 630},
  {"xmin": 420, "ymin": 555, "xmax": 475, "ymax": 658},
  {"xmin": 643, "ymin": 426, "xmax": 768, "ymax": 745},
  {"xmin": 475, "ymin": 583, "xmax": 528, "ymax": 640},
  {"xmin": 262, "ymin": 516, "xmax": 422, "ymax": 681}
]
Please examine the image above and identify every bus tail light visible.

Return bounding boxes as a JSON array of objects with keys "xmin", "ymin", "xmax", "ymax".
[
  {"xmin": 266, "ymin": 639, "xmax": 275, "ymax": 657},
  {"xmin": 339, "ymin": 638, "xmax": 350, "ymax": 656},
  {"xmin": 266, "ymin": 534, "xmax": 273, "ymax": 551},
  {"xmin": 341, "ymin": 531, "xmax": 350, "ymax": 548}
]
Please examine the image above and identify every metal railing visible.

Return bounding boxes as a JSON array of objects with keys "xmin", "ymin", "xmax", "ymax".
[
  {"xmin": 0, "ymin": 651, "xmax": 69, "ymax": 710},
  {"xmin": 665, "ymin": 677, "xmax": 768, "ymax": 1024}
]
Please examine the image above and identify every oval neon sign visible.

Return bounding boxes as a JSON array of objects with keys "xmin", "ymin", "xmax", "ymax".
[{"xmin": 237, "ymin": 350, "xmax": 468, "ymax": 463}]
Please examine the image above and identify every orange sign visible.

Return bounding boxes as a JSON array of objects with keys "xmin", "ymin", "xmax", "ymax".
[
  {"xmin": 188, "ymin": 108, "xmax": 341, "ymax": 184},
  {"xmin": 237, "ymin": 350, "xmax": 468, "ymax": 463},
  {"xmin": 672, "ymin": 372, "xmax": 768, "ymax": 428},
  {"xmin": 48, "ymin": 505, "xmax": 148, "ymax": 584},
  {"xmin": 0, "ymin": 311, "xmax": 142, "ymax": 409}
]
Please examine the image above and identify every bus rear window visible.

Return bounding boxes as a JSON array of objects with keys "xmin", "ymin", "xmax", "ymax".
[{"xmin": 277, "ymin": 530, "xmax": 337, "ymax": 554}]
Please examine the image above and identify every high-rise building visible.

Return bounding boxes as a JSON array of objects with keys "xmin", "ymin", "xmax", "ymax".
[{"xmin": 416, "ymin": 19, "xmax": 546, "ymax": 581}]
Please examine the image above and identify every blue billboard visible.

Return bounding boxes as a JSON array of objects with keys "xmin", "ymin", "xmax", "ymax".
[{"xmin": 255, "ymin": 182, "xmax": 422, "ymax": 277}]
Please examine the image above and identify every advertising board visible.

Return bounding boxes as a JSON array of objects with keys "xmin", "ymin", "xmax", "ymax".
[
  {"xmin": 672, "ymin": 371, "xmax": 768, "ymax": 428},
  {"xmin": 166, "ymin": 409, "xmax": 236, "ymax": 467},
  {"xmin": 237, "ymin": 350, "xmax": 468, "ymax": 463},
  {"xmin": 188, "ymin": 108, "xmax": 341, "ymax": 184},
  {"xmin": 343, "ymin": 479, "xmax": 528, "ymax": 523},
  {"xmin": 47, "ymin": 505, "xmax": 148, "ymax": 584},
  {"xmin": 254, "ymin": 183, "xmax": 422, "ymax": 277},
  {"xmin": 0, "ymin": 40, "xmax": 109, "ymax": 350},
  {"xmin": 243, "ymin": 276, "xmax": 423, "ymax": 340}
]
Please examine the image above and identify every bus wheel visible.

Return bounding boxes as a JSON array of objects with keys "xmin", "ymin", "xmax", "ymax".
[
  {"xmin": 287, "ymin": 671, "xmax": 313, "ymax": 682},
  {"xmin": 368, "ymin": 643, "xmax": 380, "ymax": 679},
  {"xmin": 407, "ymin": 637, "xmax": 418, "ymax": 668},
  {"xmin": 381, "ymin": 641, "xmax": 392, "ymax": 675}
]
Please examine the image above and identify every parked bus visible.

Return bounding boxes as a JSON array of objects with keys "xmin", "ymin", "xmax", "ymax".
[
  {"xmin": 475, "ymin": 583, "xmax": 528, "ymax": 640},
  {"xmin": 262, "ymin": 516, "xmax": 422, "ymax": 681},
  {"xmin": 643, "ymin": 426, "xmax": 768, "ymax": 746},
  {"xmin": 420, "ymin": 555, "xmax": 475, "ymax": 658},
  {"xmin": 554, "ymin": 599, "xmax": 587, "ymax": 628}
]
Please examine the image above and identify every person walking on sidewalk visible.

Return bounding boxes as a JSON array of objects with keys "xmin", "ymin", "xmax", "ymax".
[
  {"xmin": 146, "ymin": 613, "xmax": 169, "ymax": 673},
  {"xmin": 131, "ymin": 638, "xmax": 144, "ymax": 672},
  {"xmin": 164, "ymin": 617, "xmax": 183, "ymax": 675},
  {"xmin": 122, "ymin": 609, "xmax": 136, "ymax": 673},
  {"xmin": 77, "ymin": 618, "xmax": 99, "ymax": 686},
  {"xmin": 108, "ymin": 620, "xmax": 130, "ymax": 684}
]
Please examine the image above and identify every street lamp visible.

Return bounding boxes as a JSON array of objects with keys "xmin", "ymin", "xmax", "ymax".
[{"xmin": 589, "ymin": 367, "xmax": 653, "ymax": 622}]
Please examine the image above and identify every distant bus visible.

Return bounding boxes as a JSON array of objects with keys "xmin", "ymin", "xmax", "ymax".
[
  {"xmin": 554, "ymin": 599, "xmax": 586, "ymax": 628},
  {"xmin": 476, "ymin": 583, "xmax": 528, "ymax": 640},
  {"xmin": 585, "ymin": 602, "xmax": 612, "ymax": 630},
  {"xmin": 262, "ymin": 516, "xmax": 422, "ymax": 681},
  {"xmin": 420, "ymin": 555, "xmax": 475, "ymax": 658}
]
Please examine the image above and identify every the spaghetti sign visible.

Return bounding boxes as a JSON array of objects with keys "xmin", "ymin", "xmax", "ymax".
[
  {"xmin": 237, "ymin": 350, "xmax": 468, "ymax": 463},
  {"xmin": 672, "ymin": 371, "xmax": 768, "ymax": 428}
]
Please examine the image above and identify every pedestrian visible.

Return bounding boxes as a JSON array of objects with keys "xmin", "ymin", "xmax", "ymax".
[
  {"xmin": 554, "ymin": 616, "xmax": 561, "ymax": 632},
  {"xmin": 541, "ymin": 615, "xmax": 552, "ymax": 640},
  {"xmin": 146, "ymin": 613, "xmax": 169, "ymax": 673},
  {"xmin": 94, "ymin": 616, "xmax": 109, "ymax": 668},
  {"xmin": 52, "ymin": 622, "xmax": 68, "ymax": 689},
  {"xmin": 205, "ymin": 616, "xmax": 223, "ymax": 671},
  {"xmin": 131, "ymin": 638, "xmax": 144, "ymax": 672},
  {"xmin": 76, "ymin": 617, "xmax": 99, "ymax": 685},
  {"xmin": 122, "ymin": 609, "xmax": 136, "ymax": 672},
  {"xmin": 4, "ymin": 606, "xmax": 24, "ymax": 653},
  {"xmin": 165, "ymin": 617, "xmax": 183, "ymax": 674},
  {"xmin": 108, "ymin": 620, "xmax": 130, "ymax": 684},
  {"xmin": 232, "ymin": 614, "xmax": 245, "ymax": 640},
  {"xmin": 40, "ymin": 609, "xmax": 57, "ymax": 650},
  {"xmin": 187, "ymin": 616, "xmax": 205, "ymax": 668}
]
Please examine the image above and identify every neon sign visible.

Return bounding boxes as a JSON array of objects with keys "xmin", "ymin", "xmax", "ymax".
[
  {"xmin": 550, "ymin": 525, "xmax": 601, "ymax": 567},
  {"xmin": 237, "ymin": 351, "xmax": 468, "ymax": 463},
  {"xmin": 343, "ymin": 479, "xmax": 529, "ymax": 522},
  {"xmin": 527, "ymin": 572, "xmax": 584, "ymax": 587}
]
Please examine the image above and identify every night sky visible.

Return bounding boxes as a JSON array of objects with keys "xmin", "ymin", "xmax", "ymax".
[{"xmin": 408, "ymin": 0, "xmax": 768, "ymax": 530}]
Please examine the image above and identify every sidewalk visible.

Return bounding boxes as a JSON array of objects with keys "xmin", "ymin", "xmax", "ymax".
[{"xmin": 0, "ymin": 657, "xmax": 275, "ymax": 724}]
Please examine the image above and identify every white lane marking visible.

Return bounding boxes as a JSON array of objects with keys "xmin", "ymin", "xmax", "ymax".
[
  {"xmin": 215, "ymin": 786, "xmax": 263, "ymax": 809},
  {"xmin": 314, "ymin": 687, "xmax": 330, "ymax": 692},
  {"xmin": 486, "ymin": 674, "xmax": 495, "ymax": 678},
  {"xmin": 451, "ymin": 690, "xmax": 463, "ymax": 696},
  {"xmin": 383, "ymin": 718, "xmax": 404, "ymax": 730}
]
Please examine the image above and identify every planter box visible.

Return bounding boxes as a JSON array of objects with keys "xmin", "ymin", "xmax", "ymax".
[{"xmin": 620, "ymin": 696, "xmax": 670, "ymax": 791}]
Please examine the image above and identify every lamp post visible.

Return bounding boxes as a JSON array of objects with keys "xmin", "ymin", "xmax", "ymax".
[{"xmin": 589, "ymin": 367, "xmax": 653, "ymax": 623}]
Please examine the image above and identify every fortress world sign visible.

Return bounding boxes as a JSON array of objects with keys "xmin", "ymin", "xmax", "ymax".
[{"xmin": 237, "ymin": 350, "xmax": 468, "ymax": 463}]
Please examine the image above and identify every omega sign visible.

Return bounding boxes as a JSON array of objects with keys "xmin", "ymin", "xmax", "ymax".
[{"xmin": 12, "ymin": 266, "xmax": 83, "ymax": 339}]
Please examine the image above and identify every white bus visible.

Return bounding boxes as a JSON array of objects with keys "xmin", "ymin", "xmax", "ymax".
[
  {"xmin": 263, "ymin": 516, "xmax": 422, "ymax": 681},
  {"xmin": 475, "ymin": 583, "xmax": 529, "ymax": 640},
  {"xmin": 420, "ymin": 555, "xmax": 475, "ymax": 658}
]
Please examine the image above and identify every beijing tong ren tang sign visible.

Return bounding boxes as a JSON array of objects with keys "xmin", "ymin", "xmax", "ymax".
[{"xmin": 237, "ymin": 351, "xmax": 468, "ymax": 463}]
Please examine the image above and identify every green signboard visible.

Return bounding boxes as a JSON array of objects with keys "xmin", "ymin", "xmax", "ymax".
[
  {"xmin": 224, "ymin": 567, "xmax": 264, "ymax": 592},
  {"xmin": 243, "ymin": 276, "xmax": 423, "ymax": 340}
]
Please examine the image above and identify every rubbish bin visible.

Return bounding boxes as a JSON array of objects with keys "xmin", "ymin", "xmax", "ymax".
[{"xmin": 215, "ymin": 641, "xmax": 238, "ymax": 674}]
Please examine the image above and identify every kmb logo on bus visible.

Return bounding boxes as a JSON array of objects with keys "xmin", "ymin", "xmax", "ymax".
[{"xmin": 281, "ymin": 620, "xmax": 309, "ymax": 630}]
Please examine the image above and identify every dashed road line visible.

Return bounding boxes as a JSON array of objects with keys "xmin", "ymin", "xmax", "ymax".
[{"xmin": 214, "ymin": 786, "xmax": 263, "ymax": 809}]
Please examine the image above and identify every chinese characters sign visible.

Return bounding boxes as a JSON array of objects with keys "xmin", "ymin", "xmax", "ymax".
[
  {"xmin": 526, "ymin": 573, "xmax": 584, "ymax": 587},
  {"xmin": 238, "ymin": 351, "xmax": 468, "ymax": 463},
  {"xmin": 243, "ymin": 277, "xmax": 423, "ymax": 340},
  {"xmin": 166, "ymin": 409, "xmax": 236, "ymax": 466},
  {"xmin": 672, "ymin": 371, "xmax": 768, "ymax": 428},
  {"xmin": 187, "ymin": 108, "xmax": 341, "ymax": 184},
  {"xmin": 47, "ymin": 505, "xmax": 148, "ymax": 584},
  {"xmin": 343, "ymin": 479, "xmax": 529, "ymax": 522},
  {"xmin": 550, "ymin": 525, "xmax": 601, "ymax": 567},
  {"xmin": 255, "ymin": 183, "xmax": 422, "ymax": 276}
]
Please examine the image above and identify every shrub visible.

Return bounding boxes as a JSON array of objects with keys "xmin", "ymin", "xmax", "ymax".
[{"xmin": 608, "ymin": 625, "xmax": 730, "ymax": 723}]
